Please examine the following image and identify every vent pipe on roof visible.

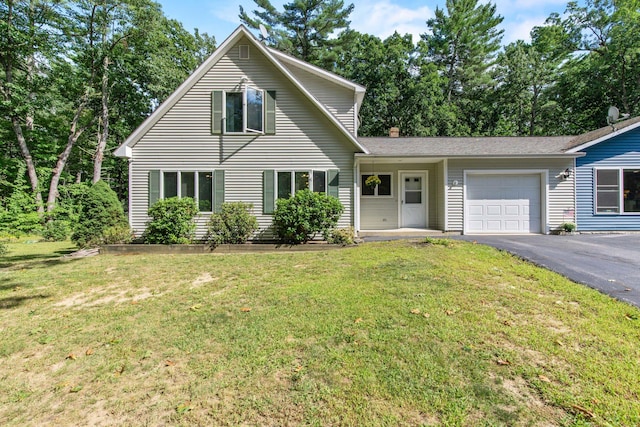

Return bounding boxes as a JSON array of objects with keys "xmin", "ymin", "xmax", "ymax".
[{"xmin": 389, "ymin": 127, "xmax": 399, "ymax": 138}]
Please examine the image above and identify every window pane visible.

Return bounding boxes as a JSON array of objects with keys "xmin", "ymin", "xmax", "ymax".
[
  {"xmin": 198, "ymin": 172, "xmax": 212, "ymax": 211},
  {"xmin": 164, "ymin": 172, "xmax": 178, "ymax": 198},
  {"xmin": 623, "ymin": 169, "xmax": 640, "ymax": 213},
  {"xmin": 361, "ymin": 174, "xmax": 374, "ymax": 196},
  {"xmin": 225, "ymin": 92, "xmax": 243, "ymax": 132},
  {"xmin": 378, "ymin": 175, "xmax": 392, "ymax": 196},
  {"xmin": 313, "ymin": 171, "xmax": 326, "ymax": 193},
  {"xmin": 278, "ymin": 171, "xmax": 291, "ymax": 199},
  {"xmin": 181, "ymin": 172, "xmax": 195, "ymax": 199},
  {"xmin": 295, "ymin": 171, "xmax": 309, "ymax": 192},
  {"xmin": 405, "ymin": 191, "xmax": 421, "ymax": 204},
  {"xmin": 246, "ymin": 88, "xmax": 263, "ymax": 132},
  {"xmin": 596, "ymin": 169, "xmax": 619, "ymax": 213}
]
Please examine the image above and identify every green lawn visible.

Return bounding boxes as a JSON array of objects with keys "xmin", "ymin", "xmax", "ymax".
[{"xmin": 1, "ymin": 239, "xmax": 639, "ymax": 426}]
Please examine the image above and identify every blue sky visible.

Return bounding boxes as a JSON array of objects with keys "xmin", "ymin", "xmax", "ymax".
[{"xmin": 156, "ymin": 0, "xmax": 573, "ymax": 46}]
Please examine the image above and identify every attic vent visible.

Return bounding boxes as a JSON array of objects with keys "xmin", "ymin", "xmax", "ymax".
[{"xmin": 239, "ymin": 45, "xmax": 250, "ymax": 59}]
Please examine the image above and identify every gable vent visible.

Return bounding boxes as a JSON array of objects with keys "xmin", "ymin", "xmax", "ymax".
[{"xmin": 239, "ymin": 45, "xmax": 250, "ymax": 59}]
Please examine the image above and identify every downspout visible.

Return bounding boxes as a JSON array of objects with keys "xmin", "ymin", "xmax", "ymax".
[
  {"xmin": 128, "ymin": 159, "xmax": 133, "ymax": 231},
  {"xmin": 443, "ymin": 159, "xmax": 449, "ymax": 231}
]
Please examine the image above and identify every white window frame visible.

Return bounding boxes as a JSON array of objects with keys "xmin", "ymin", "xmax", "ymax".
[
  {"xmin": 160, "ymin": 170, "xmax": 214, "ymax": 213},
  {"xmin": 360, "ymin": 172, "xmax": 393, "ymax": 198},
  {"xmin": 223, "ymin": 87, "xmax": 264, "ymax": 134},
  {"xmin": 275, "ymin": 170, "xmax": 328, "ymax": 201},
  {"xmin": 594, "ymin": 167, "xmax": 640, "ymax": 215}
]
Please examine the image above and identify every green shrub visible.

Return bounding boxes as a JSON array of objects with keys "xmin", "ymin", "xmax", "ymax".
[
  {"xmin": 273, "ymin": 189, "xmax": 344, "ymax": 244},
  {"xmin": 206, "ymin": 202, "xmax": 259, "ymax": 246},
  {"xmin": 42, "ymin": 220, "xmax": 71, "ymax": 242},
  {"xmin": 326, "ymin": 227, "xmax": 355, "ymax": 245},
  {"xmin": 560, "ymin": 222, "xmax": 577, "ymax": 232},
  {"xmin": 102, "ymin": 224, "xmax": 133, "ymax": 244},
  {"xmin": 144, "ymin": 197, "xmax": 198, "ymax": 244},
  {"xmin": 71, "ymin": 181, "xmax": 130, "ymax": 248}
]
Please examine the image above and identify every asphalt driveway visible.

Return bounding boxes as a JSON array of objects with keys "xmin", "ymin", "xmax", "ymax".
[{"xmin": 453, "ymin": 234, "xmax": 640, "ymax": 308}]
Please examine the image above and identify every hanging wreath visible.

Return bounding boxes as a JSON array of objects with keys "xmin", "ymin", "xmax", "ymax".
[{"xmin": 365, "ymin": 175, "xmax": 382, "ymax": 188}]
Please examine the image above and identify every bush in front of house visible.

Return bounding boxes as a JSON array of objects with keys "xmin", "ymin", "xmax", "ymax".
[
  {"xmin": 273, "ymin": 189, "xmax": 344, "ymax": 244},
  {"xmin": 206, "ymin": 202, "xmax": 259, "ymax": 246},
  {"xmin": 71, "ymin": 181, "xmax": 130, "ymax": 248},
  {"xmin": 326, "ymin": 227, "xmax": 355, "ymax": 245},
  {"xmin": 143, "ymin": 197, "xmax": 198, "ymax": 244}
]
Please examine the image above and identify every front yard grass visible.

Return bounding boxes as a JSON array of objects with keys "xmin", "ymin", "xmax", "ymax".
[{"xmin": 0, "ymin": 239, "xmax": 638, "ymax": 426}]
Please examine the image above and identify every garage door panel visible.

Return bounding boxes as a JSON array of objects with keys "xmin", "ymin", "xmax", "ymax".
[{"xmin": 466, "ymin": 174, "xmax": 542, "ymax": 234}]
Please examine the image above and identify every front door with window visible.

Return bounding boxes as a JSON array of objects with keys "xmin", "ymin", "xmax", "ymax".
[{"xmin": 400, "ymin": 173, "xmax": 427, "ymax": 228}]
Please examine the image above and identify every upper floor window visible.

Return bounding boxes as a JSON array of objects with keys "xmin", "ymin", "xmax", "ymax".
[{"xmin": 212, "ymin": 89, "xmax": 276, "ymax": 135}]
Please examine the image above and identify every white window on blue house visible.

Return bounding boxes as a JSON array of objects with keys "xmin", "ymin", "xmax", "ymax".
[{"xmin": 595, "ymin": 168, "xmax": 640, "ymax": 214}]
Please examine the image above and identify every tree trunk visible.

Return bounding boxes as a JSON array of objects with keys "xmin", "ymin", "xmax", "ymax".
[
  {"xmin": 93, "ymin": 54, "xmax": 110, "ymax": 184},
  {"xmin": 47, "ymin": 91, "xmax": 92, "ymax": 213},
  {"xmin": 11, "ymin": 117, "xmax": 44, "ymax": 212}
]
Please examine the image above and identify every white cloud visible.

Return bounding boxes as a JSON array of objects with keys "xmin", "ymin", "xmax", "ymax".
[
  {"xmin": 501, "ymin": 16, "xmax": 549, "ymax": 44},
  {"xmin": 349, "ymin": 0, "xmax": 433, "ymax": 42}
]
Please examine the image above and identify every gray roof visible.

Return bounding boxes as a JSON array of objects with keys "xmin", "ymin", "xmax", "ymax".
[
  {"xmin": 357, "ymin": 136, "xmax": 576, "ymax": 157},
  {"xmin": 565, "ymin": 116, "xmax": 640, "ymax": 150}
]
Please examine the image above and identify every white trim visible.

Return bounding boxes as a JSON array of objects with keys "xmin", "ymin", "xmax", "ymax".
[
  {"xmin": 128, "ymin": 160, "xmax": 133, "ymax": 229},
  {"xmin": 114, "ymin": 25, "xmax": 368, "ymax": 157},
  {"xmin": 398, "ymin": 170, "xmax": 428, "ymax": 228},
  {"xmin": 360, "ymin": 172, "xmax": 393, "ymax": 198},
  {"xmin": 566, "ymin": 121, "xmax": 640, "ymax": 153},
  {"xmin": 463, "ymin": 169, "xmax": 548, "ymax": 235},
  {"xmin": 354, "ymin": 159, "xmax": 361, "ymax": 232},
  {"xmin": 443, "ymin": 159, "xmax": 449, "ymax": 231},
  {"xmin": 573, "ymin": 157, "xmax": 578, "ymax": 229}
]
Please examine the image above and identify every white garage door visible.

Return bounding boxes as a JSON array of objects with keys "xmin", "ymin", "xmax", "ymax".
[{"xmin": 465, "ymin": 174, "xmax": 541, "ymax": 234}]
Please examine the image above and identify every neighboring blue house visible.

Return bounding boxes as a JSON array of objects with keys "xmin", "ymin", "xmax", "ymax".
[{"xmin": 566, "ymin": 117, "xmax": 640, "ymax": 231}]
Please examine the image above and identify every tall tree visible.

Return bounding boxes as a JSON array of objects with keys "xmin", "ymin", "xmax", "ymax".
[
  {"xmin": 336, "ymin": 31, "xmax": 445, "ymax": 136},
  {"xmin": 239, "ymin": 0, "xmax": 353, "ymax": 70},
  {"xmin": 420, "ymin": 0, "xmax": 503, "ymax": 135},
  {"xmin": 0, "ymin": 0, "xmax": 63, "ymax": 213}
]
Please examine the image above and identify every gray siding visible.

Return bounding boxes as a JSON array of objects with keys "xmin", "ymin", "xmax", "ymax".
[
  {"xmin": 447, "ymin": 158, "xmax": 575, "ymax": 233},
  {"xmin": 575, "ymin": 129, "xmax": 640, "ymax": 230},
  {"xmin": 359, "ymin": 163, "xmax": 440, "ymax": 229},
  {"xmin": 279, "ymin": 62, "xmax": 356, "ymax": 134},
  {"xmin": 129, "ymin": 37, "xmax": 358, "ymax": 239}
]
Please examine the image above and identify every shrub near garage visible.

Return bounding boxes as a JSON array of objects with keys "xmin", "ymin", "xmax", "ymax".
[
  {"xmin": 206, "ymin": 202, "xmax": 258, "ymax": 246},
  {"xmin": 143, "ymin": 197, "xmax": 198, "ymax": 244},
  {"xmin": 273, "ymin": 189, "xmax": 344, "ymax": 244}
]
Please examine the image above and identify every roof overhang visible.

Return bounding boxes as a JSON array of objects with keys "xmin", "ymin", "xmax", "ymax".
[
  {"xmin": 566, "ymin": 120, "xmax": 640, "ymax": 153},
  {"xmin": 355, "ymin": 153, "xmax": 585, "ymax": 161},
  {"xmin": 114, "ymin": 25, "xmax": 368, "ymax": 158}
]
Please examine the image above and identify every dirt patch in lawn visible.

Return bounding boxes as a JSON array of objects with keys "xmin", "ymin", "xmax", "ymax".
[{"xmin": 54, "ymin": 285, "xmax": 159, "ymax": 308}]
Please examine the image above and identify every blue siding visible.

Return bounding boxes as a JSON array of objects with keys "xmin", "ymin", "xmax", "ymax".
[{"xmin": 576, "ymin": 127, "xmax": 640, "ymax": 230}]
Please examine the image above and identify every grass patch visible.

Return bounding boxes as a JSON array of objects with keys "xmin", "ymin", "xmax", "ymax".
[{"xmin": 1, "ymin": 239, "xmax": 639, "ymax": 425}]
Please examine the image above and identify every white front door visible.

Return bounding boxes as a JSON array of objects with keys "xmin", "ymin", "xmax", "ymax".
[{"xmin": 401, "ymin": 173, "xmax": 427, "ymax": 228}]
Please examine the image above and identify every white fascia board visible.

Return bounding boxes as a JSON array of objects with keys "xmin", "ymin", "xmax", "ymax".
[{"xmin": 566, "ymin": 121, "xmax": 640, "ymax": 153}]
